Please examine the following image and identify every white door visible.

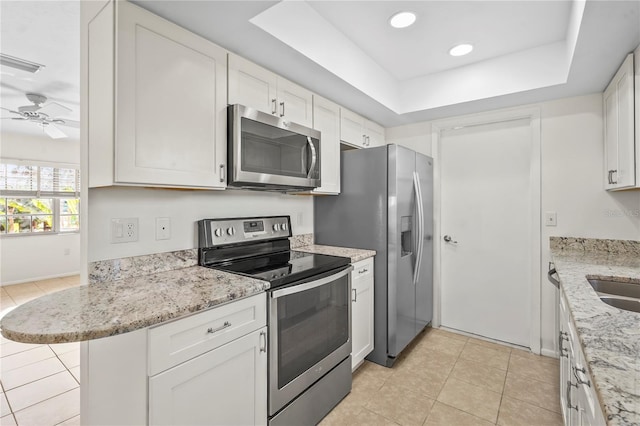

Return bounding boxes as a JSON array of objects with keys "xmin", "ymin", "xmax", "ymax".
[{"xmin": 439, "ymin": 117, "xmax": 536, "ymax": 347}]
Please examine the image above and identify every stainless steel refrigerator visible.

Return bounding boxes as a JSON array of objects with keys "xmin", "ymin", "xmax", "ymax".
[{"xmin": 314, "ymin": 144, "xmax": 433, "ymax": 367}]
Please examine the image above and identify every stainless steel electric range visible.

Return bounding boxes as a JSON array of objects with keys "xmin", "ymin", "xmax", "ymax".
[{"xmin": 198, "ymin": 216, "xmax": 353, "ymax": 426}]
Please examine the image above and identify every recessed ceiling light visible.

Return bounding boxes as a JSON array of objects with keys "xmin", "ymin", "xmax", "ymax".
[
  {"xmin": 449, "ymin": 44, "xmax": 474, "ymax": 57},
  {"xmin": 389, "ymin": 12, "xmax": 416, "ymax": 29}
]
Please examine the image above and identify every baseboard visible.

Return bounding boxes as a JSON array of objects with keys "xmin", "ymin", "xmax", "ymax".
[
  {"xmin": 540, "ymin": 347, "xmax": 559, "ymax": 359},
  {"xmin": 1, "ymin": 271, "xmax": 80, "ymax": 287}
]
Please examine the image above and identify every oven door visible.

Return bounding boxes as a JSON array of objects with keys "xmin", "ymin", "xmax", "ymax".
[
  {"xmin": 228, "ymin": 104, "xmax": 321, "ymax": 190},
  {"xmin": 268, "ymin": 265, "xmax": 352, "ymax": 416}
]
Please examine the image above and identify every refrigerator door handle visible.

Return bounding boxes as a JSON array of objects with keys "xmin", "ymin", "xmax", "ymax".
[
  {"xmin": 415, "ymin": 171, "xmax": 426, "ymax": 286},
  {"xmin": 412, "ymin": 172, "xmax": 425, "ymax": 286}
]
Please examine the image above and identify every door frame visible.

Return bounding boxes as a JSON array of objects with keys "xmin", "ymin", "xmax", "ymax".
[{"xmin": 430, "ymin": 106, "xmax": 541, "ymax": 353}]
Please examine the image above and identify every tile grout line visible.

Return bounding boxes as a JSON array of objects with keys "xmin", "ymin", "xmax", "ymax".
[{"xmin": 494, "ymin": 350, "xmax": 513, "ymax": 425}]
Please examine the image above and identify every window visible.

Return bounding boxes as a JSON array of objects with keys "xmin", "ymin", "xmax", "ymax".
[{"xmin": 0, "ymin": 162, "xmax": 80, "ymax": 235}]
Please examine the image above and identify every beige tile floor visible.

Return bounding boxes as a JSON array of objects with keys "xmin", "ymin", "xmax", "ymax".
[
  {"xmin": 1, "ymin": 276, "xmax": 81, "ymax": 426},
  {"xmin": 322, "ymin": 328, "xmax": 562, "ymax": 426},
  {"xmin": 1, "ymin": 277, "xmax": 561, "ymax": 426}
]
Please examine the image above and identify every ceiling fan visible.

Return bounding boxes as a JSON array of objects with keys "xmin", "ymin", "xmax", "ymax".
[{"xmin": 1, "ymin": 93, "xmax": 79, "ymax": 139}]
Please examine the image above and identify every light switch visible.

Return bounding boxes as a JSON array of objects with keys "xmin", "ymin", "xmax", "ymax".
[{"xmin": 545, "ymin": 211, "xmax": 557, "ymax": 227}]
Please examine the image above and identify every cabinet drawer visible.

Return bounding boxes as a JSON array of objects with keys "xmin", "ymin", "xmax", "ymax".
[
  {"xmin": 352, "ymin": 257, "xmax": 373, "ymax": 278},
  {"xmin": 148, "ymin": 293, "xmax": 266, "ymax": 375}
]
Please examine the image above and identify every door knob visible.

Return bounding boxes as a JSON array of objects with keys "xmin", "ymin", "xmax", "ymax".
[{"xmin": 443, "ymin": 235, "xmax": 458, "ymax": 244}]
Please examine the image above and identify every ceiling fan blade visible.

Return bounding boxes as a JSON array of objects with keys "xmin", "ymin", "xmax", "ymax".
[
  {"xmin": 0, "ymin": 116, "xmax": 28, "ymax": 120},
  {"xmin": 43, "ymin": 123, "xmax": 68, "ymax": 139},
  {"xmin": 52, "ymin": 118, "xmax": 80, "ymax": 128},
  {"xmin": 39, "ymin": 101, "xmax": 72, "ymax": 118},
  {"xmin": 0, "ymin": 106, "xmax": 20, "ymax": 114}
]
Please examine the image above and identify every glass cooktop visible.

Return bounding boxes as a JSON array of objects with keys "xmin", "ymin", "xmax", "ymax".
[{"xmin": 210, "ymin": 250, "xmax": 350, "ymax": 288}]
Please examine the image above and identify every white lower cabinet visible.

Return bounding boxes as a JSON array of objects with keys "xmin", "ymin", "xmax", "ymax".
[
  {"xmin": 559, "ymin": 292, "xmax": 605, "ymax": 426},
  {"xmin": 351, "ymin": 257, "xmax": 374, "ymax": 371},
  {"xmin": 83, "ymin": 293, "xmax": 267, "ymax": 425},
  {"xmin": 149, "ymin": 327, "xmax": 267, "ymax": 426}
]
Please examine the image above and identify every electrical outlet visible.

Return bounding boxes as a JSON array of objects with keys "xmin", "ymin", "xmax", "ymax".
[
  {"xmin": 156, "ymin": 217, "xmax": 171, "ymax": 240},
  {"xmin": 111, "ymin": 218, "xmax": 139, "ymax": 243}
]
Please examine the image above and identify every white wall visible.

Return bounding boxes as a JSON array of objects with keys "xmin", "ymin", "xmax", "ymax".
[
  {"xmin": 1, "ymin": 132, "xmax": 80, "ymax": 165},
  {"xmin": 387, "ymin": 93, "xmax": 640, "ymax": 355},
  {"xmin": 0, "ymin": 132, "xmax": 82, "ymax": 285},
  {"xmin": 0, "ymin": 233, "xmax": 81, "ymax": 285},
  {"xmin": 88, "ymin": 187, "xmax": 314, "ymax": 262}
]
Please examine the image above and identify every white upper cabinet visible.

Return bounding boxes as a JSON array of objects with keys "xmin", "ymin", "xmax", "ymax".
[
  {"xmin": 228, "ymin": 54, "xmax": 313, "ymax": 127},
  {"xmin": 312, "ymin": 95, "xmax": 341, "ymax": 194},
  {"xmin": 340, "ymin": 108, "xmax": 385, "ymax": 148},
  {"xmin": 603, "ymin": 53, "xmax": 636, "ymax": 190},
  {"xmin": 87, "ymin": 1, "xmax": 228, "ymax": 189}
]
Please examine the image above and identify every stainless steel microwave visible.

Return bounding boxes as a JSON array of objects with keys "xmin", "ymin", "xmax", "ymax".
[{"xmin": 227, "ymin": 104, "xmax": 321, "ymax": 190}]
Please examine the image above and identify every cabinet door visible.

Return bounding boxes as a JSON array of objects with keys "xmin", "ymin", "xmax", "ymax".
[
  {"xmin": 149, "ymin": 327, "xmax": 267, "ymax": 426},
  {"xmin": 365, "ymin": 119, "xmax": 385, "ymax": 148},
  {"xmin": 277, "ymin": 78, "xmax": 313, "ymax": 127},
  {"xmin": 340, "ymin": 108, "xmax": 366, "ymax": 148},
  {"xmin": 312, "ymin": 96, "xmax": 341, "ymax": 194},
  {"xmin": 228, "ymin": 54, "xmax": 277, "ymax": 115},
  {"xmin": 603, "ymin": 54, "xmax": 636, "ymax": 190},
  {"xmin": 351, "ymin": 258, "xmax": 374, "ymax": 371},
  {"xmin": 115, "ymin": 1, "xmax": 227, "ymax": 188}
]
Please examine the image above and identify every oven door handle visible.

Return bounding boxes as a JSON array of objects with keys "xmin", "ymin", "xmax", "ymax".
[{"xmin": 271, "ymin": 266, "xmax": 353, "ymax": 299}]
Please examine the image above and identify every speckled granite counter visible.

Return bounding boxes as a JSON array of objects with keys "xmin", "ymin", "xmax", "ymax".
[
  {"xmin": 551, "ymin": 238, "xmax": 640, "ymax": 426},
  {"xmin": 1, "ymin": 267, "xmax": 268, "ymax": 344},
  {"xmin": 295, "ymin": 244, "xmax": 376, "ymax": 263}
]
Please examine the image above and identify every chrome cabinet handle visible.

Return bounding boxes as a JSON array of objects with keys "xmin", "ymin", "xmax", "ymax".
[
  {"xmin": 558, "ymin": 331, "xmax": 569, "ymax": 357},
  {"xmin": 219, "ymin": 164, "xmax": 225, "ymax": 182},
  {"xmin": 567, "ymin": 381, "xmax": 579, "ymax": 411},
  {"xmin": 271, "ymin": 99, "xmax": 277, "ymax": 114},
  {"xmin": 207, "ymin": 321, "xmax": 231, "ymax": 334},
  {"xmin": 362, "ymin": 134, "xmax": 367, "ymax": 147},
  {"xmin": 367, "ymin": 136, "xmax": 371, "ymax": 146},
  {"xmin": 279, "ymin": 101, "xmax": 285, "ymax": 117},
  {"xmin": 548, "ymin": 268, "xmax": 560, "ymax": 288},
  {"xmin": 443, "ymin": 235, "xmax": 458, "ymax": 244},
  {"xmin": 358, "ymin": 268, "xmax": 368, "ymax": 274},
  {"xmin": 352, "ymin": 288, "xmax": 357, "ymax": 302},
  {"xmin": 608, "ymin": 170, "xmax": 613, "ymax": 184},
  {"xmin": 259, "ymin": 330, "xmax": 267, "ymax": 353},
  {"xmin": 611, "ymin": 169, "xmax": 617, "ymax": 184},
  {"xmin": 573, "ymin": 365, "xmax": 591, "ymax": 387}
]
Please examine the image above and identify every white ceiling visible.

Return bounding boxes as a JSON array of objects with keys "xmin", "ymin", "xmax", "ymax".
[
  {"xmin": 0, "ymin": 0, "xmax": 80, "ymax": 141},
  {"xmin": 0, "ymin": 0, "xmax": 639, "ymax": 138},
  {"xmin": 307, "ymin": 1, "xmax": 572, "ymax": 81}
]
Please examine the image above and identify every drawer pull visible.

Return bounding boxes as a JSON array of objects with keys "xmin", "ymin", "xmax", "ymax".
[
  {"xmin": 352, "ymin": 288, "xmax": 357, "ymax": 302},
  {"xmin": 573, "ymin": 365, "xmax": 591, "ymax": 387},
  {"xmin": 259, "ymin": 331, "xmax": 267, "ymax": 353},
  {"xmin": 207, "ymin": 321, "xmax": 231, "ymax": 334},
  {"xmin": 358, "ymin": 268, "xmax": 368, "ymax": 274}
]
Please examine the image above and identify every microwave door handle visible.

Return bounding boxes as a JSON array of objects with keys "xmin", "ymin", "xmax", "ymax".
[{"xmin": 306, "ymin": 136, "xmax": 318, "ymax": 178}]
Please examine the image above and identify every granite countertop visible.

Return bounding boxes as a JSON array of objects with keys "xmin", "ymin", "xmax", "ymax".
[
  {"xmin": 0, "ymin": 240, "xmax": 374, "ymax": 345},
  {"xmin": 551, "ymin": 247, "xmax": 640, "ymax": 426},
  {"xmin": 295, "ymin": 244, "xmax": 376, "ymax": 263},
  {"xmin": 0, "ymin": 267, "xmax": 269, "ymax": 344}
]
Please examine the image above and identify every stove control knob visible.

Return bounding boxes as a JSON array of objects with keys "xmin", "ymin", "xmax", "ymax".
[
  {"xmin": 214, "ymin": 228, "xmax": 223, "ymax": 237},
  {"xmin": 227, "ymin": 227, "xmax": 235, "ymax": 236},
  {"xmin": 273, "ymin": 223, "xmax": 280, "ymax": 231},
  {"xmin": 281, "ymin": 223, "xmax": 288, "ymax": 231}
]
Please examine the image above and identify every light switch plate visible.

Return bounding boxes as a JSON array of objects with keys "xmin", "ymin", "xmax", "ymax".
[
  {"xmin": 111, "ymin": 218, "xmax": 139, "ymax": 243},
  {"xmin": 544, "ymin": 211, "xmax": 557, "ymax": 227}
]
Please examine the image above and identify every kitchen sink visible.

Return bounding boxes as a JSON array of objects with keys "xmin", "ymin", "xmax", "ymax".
[
  {"xmin": 588, "ymin": 277, "xmax": 640, "ymax": 314},
  {"xmin": 599, "ymin": 297, "xmax": 640, "ymax": 313},
  {"xmin": 587, "ymin": 278, "xmax": 640, "ymax": 299}
]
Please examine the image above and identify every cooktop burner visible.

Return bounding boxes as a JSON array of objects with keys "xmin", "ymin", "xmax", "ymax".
[{"xmin": 209, "ymin": 250, "xmax": 350, "ymax": 288}]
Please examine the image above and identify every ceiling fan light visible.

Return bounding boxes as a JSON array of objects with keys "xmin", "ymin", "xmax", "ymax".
[
  {"xmin": 449, "ymin": 44, "xmax": 474, "ymax": 57},
  {"xmin": 389, "ymin": 12, "xmax": 416, "ymax": 29},
  {"xmin": 0, "ymin": 54, "xmax": 45, "ymax": 73}
]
